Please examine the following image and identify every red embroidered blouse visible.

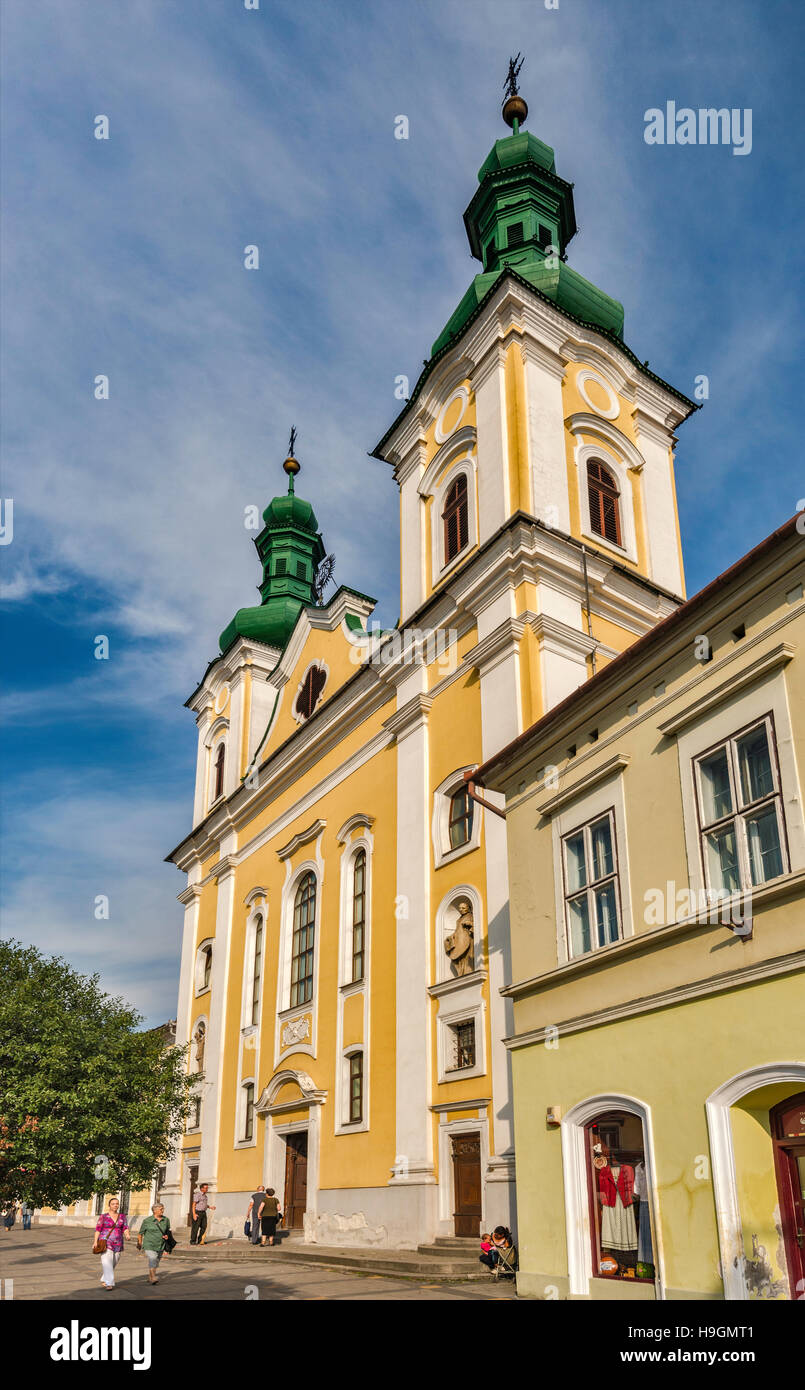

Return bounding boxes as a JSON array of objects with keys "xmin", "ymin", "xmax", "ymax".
[{"xmin": 597, "ymin": 1163, "xmax": 635, "ymax": 1208}]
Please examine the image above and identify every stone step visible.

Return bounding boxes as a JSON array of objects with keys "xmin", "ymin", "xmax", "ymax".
[
  {"xmin": 416, "ymin": 1243, "xmax": 480, "ymax": 1260},
  {"xmin": 170, "ymin": 1240, "xmax": 489, "ymax": 1281}
]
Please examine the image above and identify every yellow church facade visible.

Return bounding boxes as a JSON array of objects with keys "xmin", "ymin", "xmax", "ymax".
[{"xmin": 161, "ymin": 91, "xmax": 697, "ymax": 1247}]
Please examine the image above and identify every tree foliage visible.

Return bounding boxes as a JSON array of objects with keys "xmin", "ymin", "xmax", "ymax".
[{"xmin": 0, "ymin": 940, "xmax": 194, "ymax": 1209}]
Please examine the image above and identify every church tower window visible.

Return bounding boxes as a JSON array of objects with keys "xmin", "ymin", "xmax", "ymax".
[
  {"xmin": 587, "ymin": 459, "xmax": 622, "ymax": 547},
  {"xmin": 213, "ymin": 742, "xmax": 225, "ymax": 800},
  {"xmin": 443, "ymin": 474, "xmax": 469, "ymax": 563}
]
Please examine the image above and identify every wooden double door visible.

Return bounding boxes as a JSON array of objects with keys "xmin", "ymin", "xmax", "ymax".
[
  {"xmin": 283, "ymin": 1132, "xmax": 308, "ymax": 1229},
  {"xmin": 451, "ymin": 1132, "xmax": 482, "ymax": 1237}
]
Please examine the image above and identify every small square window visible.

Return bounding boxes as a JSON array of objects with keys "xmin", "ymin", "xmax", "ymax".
[{"xmin": 447, "ymin": 1020, "xmax": 476, "ymax": 1071}]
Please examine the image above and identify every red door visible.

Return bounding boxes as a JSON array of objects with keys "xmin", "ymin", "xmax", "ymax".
[
  {"xmin": 284, "ymin": 1133, "xmax": 308, "ymax": 1229},
  {"xmin": 771, "ymin": 1094, "xmax": 805, "ymax": 1299},
  {"xmin": 451, "ymin": 1133, "xmax": 482, "ymax": 1237}
]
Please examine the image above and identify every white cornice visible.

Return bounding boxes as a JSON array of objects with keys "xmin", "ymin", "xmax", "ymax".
[
  {"xmin": 465, "ymin": 617, "xmax": 527, "ymax": 675},
  {"xmin": 536, "ymin": 753, "xmax": 631, "ymax": 818},
  {"xmin": 658, "ymin": 642, "xmax": 796, "ymax": 737},
  {"xmin": 528, "ymin": 612, "xmax": 598, "ymax": 660},
  {"xmin": 427, "ymin": 968, "xmax": 488, "ymax": 1000},
  {"xmin": 276, "ymin": 819, "xmax": 326, "ymax": 862},
  {"xmin": 565, "ymin": 413, "xmax": 646, "ymax": 473},
  {"xmin": 504, "ymin": 949, "xmax": 805, "ymax": 1050},
  {"xmin": 210, "ymin": 854, "xmax": 237, "ymax": 881},
  {"xmin": 418, "ymin": 426, "xmax": 477, "ymax": 497},
  {"xmin": 383, "ymin": 693, "xmax": 434, "ymax": 741},
  {"xmin": 336, "ymin": 812, "xmax": 376, "ymax": 844}
]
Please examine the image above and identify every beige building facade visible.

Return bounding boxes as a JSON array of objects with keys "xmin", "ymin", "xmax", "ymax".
[{"xmin": 476, "ymin": 517, "xmax": 805, "ymax": 1299}]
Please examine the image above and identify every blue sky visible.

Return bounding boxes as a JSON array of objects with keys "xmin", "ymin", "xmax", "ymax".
[{"xmin": 2, "ymin": 0, "xmax": 803, "ymax": 1026}]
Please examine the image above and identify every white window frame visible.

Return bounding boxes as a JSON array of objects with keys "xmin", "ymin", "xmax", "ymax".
[
  {"xmin": 676, "ymin": 668, "xmax": 805, "ymax": 896},
  {"xmin": 241, "ymin": 908, "xmax": 266, "ymax": 1031},
  {"xmin": 436, "ymin": 989, "xmax": 486, "ymax": 1084},
  {"xmin": 194, "ymin": 939, "xmax": 213, "ymax": 997},
  {"xmin": 573, "ymin": 441, "xmax": 637, "ymax": 565},
  {"xmin": 693, "ymin": 712, "xmax": 789, "ymax": 896},
  {"xmin": 432, "ymin": 767, "xmax": 482, "ymax": 869},
  {"xmin": 236, "ymin": 1077, "xmax": 257, "ymax": 1148},
  {"xmin": 560, "ymin": 808, "xmax": 623, "ymax": 960},
  {"xmin": 206, "ymin": 716, "xmax": 229, "ymax": 809},
  {"xmin": 337, "ymin": 1046, "xmax": 367, "ymax": 1132},
  {"xmin": 277, "ymin": 860, "xmax": 322, "ymax": 1018},
  {"xmin": 338, "ymin": 837, "xmax": 372, "ymax": 988},
  {"xmin": 550, "ymin": 770, "xmax": 633, "ymax": 967},
  {"xmin": 430, "ymin": 455, "xmax": 478, "ymax": 581}
]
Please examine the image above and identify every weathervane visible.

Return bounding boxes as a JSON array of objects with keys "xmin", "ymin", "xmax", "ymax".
[
  {"xmin": 502, "ymin": 54, "xmax": 528, "ymax": 132},
  {"xmin": 283, "ymin": 425, "xmax": 300, "ymax": 491},
  {"xmin": 503, "ymin": 53, "xmax": 524, "ymax": 100}
]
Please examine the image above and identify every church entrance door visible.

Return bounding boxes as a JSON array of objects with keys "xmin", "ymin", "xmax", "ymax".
[
  {"xmin": 284, "ymin": 1132, "xmax": 308, "ymax": 1229},
  {"xmin": 451, "ymin": 1132, "xmax": 482, "ymax": 1237}
]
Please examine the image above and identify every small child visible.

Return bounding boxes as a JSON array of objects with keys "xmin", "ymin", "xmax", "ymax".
[{"xmin": 479, "ymin": 1232, "xmax": 495, "ymax": 1270}]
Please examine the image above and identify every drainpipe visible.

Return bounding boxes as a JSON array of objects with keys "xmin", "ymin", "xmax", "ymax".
[
  {"xmin": 581, "ymin": 544, "xmax": 597, "ymax": 677},
  {"xmin": 465, "ymin": 772, "xmax": 507, "ymax": 819}
]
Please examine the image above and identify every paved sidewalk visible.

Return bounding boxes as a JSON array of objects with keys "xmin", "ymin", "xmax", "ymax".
[{"xmin": 0, "ymin": 1227, "xmax": 517, "ymax": 1301}]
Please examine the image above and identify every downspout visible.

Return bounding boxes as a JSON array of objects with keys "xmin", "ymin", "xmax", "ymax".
[
  {"xmin": 465, "ymin": 771, "xmax": 506, "ymax": 819},
  {"xmin": 581, "ymin": 544, "xmax": 597, "ymax": 677}
]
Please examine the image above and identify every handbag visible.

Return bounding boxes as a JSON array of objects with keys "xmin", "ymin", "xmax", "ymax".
[
  {"xmin": 93, "ymin": 1212, "xmax": 121, "ymax": 1255},
  {"xmin": 244, "ymin": 1219, "xmax": 251, "ymax": 1237},
  {"xmin": 164, "ymin": 1228, "xmax": 177, "ymax": 1254}
]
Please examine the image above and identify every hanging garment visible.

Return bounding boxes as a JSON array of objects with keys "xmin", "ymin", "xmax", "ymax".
[{"xmin": 601, "ymin": 1192, "xmax": 638, "ymax": 1252}]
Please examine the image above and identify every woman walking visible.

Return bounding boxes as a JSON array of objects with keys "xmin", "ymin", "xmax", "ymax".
[
  {"xmin": 137, "ymin": 1202, "xmax": 171, "ymax": 1285},
  {"xmin": 94, "ymin": 1196, "xmax": 130, "ymax": 1289},
  {"xmin": 260, "ymin": 1188, "xmax": 282, "ymax": 1247}
]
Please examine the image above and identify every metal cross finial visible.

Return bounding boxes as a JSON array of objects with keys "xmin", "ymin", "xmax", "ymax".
[
  {"xmin": 288, "ymin": 424, "xmax": 297, "ymax": 457},
  {"xmin": 503, "ymin": 53, "xmax": 524, "ymax": 100}
]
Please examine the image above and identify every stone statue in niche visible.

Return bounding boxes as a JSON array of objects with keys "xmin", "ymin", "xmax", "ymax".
[
  {"xmin": 444, "ymin": 898, "xmax": 474, "ymax": 977},
  {"xmin": 194, "ymin": 1021, "xmax": 206, "ymax": 1070}
]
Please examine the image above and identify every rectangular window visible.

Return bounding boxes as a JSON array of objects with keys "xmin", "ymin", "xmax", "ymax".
[
  {"xmin": 447, "ymin": 1020, "xmax": 476, "ymax": 1071},
  {"xmin": 242, "ymin": 1083, "xmax": 255, "ymax": 1142},
  {"xmin": 694, "ymin": 715, "xmax": 787, "ymax": 893},
  {"xmin": 351, "ymin": 850, "xmax": 366, "ymax": 983},
  {"xmin": 562, "ymin": 810, "xmax": 621, "ymax": 958},
  {"xmin": 348, "ymin": 1053, "xmax": 363, "ymax": 1124}
]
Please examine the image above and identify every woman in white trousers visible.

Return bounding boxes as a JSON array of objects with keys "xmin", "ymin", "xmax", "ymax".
[{"xmin": 94, "ymin": 1196, "xmax": 130, "ymax": 1289}]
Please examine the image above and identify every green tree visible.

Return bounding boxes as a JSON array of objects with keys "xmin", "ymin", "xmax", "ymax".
[{"xmin": 0, "ymin": 940, "xmax": 195, "ymax": 1209}]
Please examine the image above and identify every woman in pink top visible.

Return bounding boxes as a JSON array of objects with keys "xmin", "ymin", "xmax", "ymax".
[{"xmin": 94, "ymin": 1196, "xmax": 130, "ymax": 1289}]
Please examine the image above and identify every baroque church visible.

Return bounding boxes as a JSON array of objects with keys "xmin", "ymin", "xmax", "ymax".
[{"xmin": 161, "ymin": 81, "xmax": 696, "ymax": 1248}]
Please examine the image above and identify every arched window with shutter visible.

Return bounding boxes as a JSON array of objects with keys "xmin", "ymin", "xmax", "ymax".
[
  {"xmin": 587, "ymin": 459, "xmax": 622, "ymax": 547},
  {"xmin": 442, "ymin": 474, "xmax": 469, "ymax": 564}
]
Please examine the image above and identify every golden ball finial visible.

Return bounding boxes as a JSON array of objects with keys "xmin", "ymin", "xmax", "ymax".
[
  {"xmin": 502, "ymin": 93, "xmax": 528, "ymax": 129},
  {"xmin": 283, "ymin": 454, "xmax": 300, "ymax": 478}
]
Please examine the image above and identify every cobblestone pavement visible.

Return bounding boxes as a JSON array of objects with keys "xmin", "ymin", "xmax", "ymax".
[{"xmin": 0, "ymin": 1227, "xmax": 517, "ymax": 1301}]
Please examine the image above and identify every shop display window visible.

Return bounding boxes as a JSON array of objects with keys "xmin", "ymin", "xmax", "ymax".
[{"xmin": 584, "ymin": 1110, "xmax": 655, "ymax": 1283}]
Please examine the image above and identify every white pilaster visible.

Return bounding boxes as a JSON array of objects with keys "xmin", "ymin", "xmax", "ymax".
[
  {"xmin": 198, "ymin": 842, "xmax": 237, "ymax": 1191},
  {"xmin": 386, "ymin": 689, "xmax": 436, "ymax": 1207}
]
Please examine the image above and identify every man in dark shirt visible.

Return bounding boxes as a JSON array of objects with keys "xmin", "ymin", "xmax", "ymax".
[{"xmin": 247, "ymin": 1185, "xmax": 265, "ymax": 1244}]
